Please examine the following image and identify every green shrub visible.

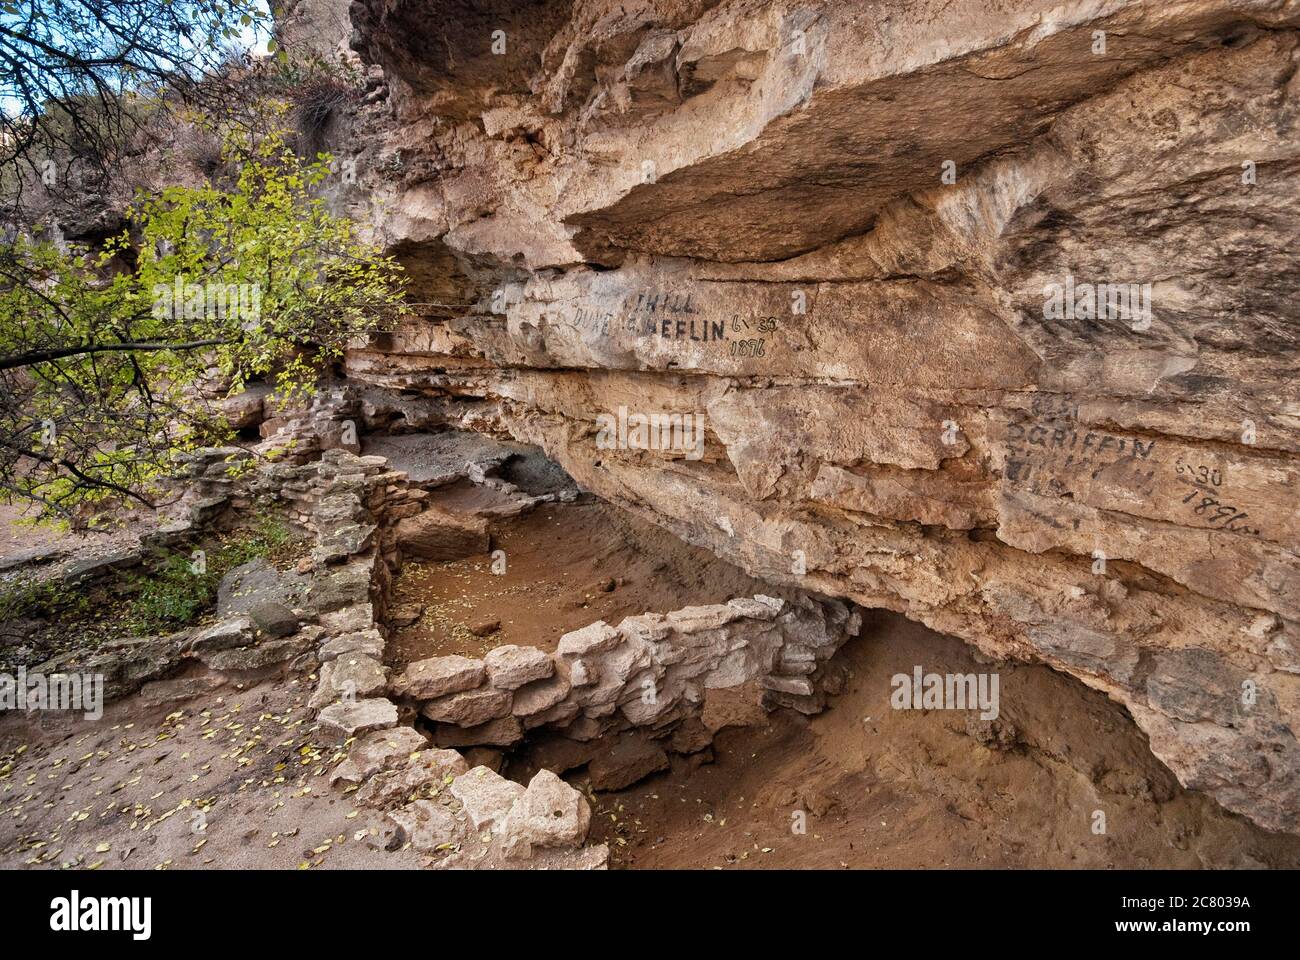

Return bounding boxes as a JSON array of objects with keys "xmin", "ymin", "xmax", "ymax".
[
  {"xmin": 123, "ymin": 553, "xmax": 217, "ymax": 632},
  {"xmin": 0, "ymin": 510, "xmax": 304, "ymax": 643},
  {"xmin": 0, "ymin": 574, "xmax": 93, "ymax": 622},
  {"xmin": 122, "ymin": 512, "xmax": 301, "ymax": 633}
]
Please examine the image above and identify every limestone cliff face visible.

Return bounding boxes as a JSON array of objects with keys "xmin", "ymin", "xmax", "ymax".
[{"xmin": 320, "ymin": 0, "xmax": 1300, "ymax": 832}]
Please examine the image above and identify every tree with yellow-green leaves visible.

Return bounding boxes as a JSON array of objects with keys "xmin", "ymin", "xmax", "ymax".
[{"xmin": 0, "ymin": 128, "xmax": 405, "ymax": 523}]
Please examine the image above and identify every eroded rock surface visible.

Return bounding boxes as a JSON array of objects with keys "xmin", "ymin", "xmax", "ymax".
[{"xmin": 306, "ymin": 1, "xmax": 1300, "ymax": 832}]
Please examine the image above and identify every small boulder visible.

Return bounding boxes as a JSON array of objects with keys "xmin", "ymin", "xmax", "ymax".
[
  {"xmin": 510, "ymin": 671, "xmax": 571, "ymax": 718},
  {"xmin": 395, "ymin": 509, "xmax": 489, "ymax": 561},
  {"xmin": 318, "ymin": 698, "xmax": 398, "ymax": 738},
  {"xmin": 188, "ymin": 618, "xmax": 253, "ymax": 654},
  {"xmin": 62, "ymin": 550, "xmax": 141, "ymax": 585},
  {"xmin": 385, "ymin": 799, "xmax": 466, "ymax": 854},
  {"xmin": 357, "ymin": 748, "xmax": 470, "ymax": 808},
  {"xmin": 320, "ymin": 604, "xmax": 377, "ymax": 636},
  {"xmin": 392, "ymin": 655, "xmax": 486, "ymax": 700},
  {"xmin": 557, "ymin": 621, "xmax": 622, "ymax": 657},
  {"xmin": 431, "ymin": 715, "xmax": 523, "ymax": 748},
  {"xmin": 484, "ymin": 644, "xmax": 554, "ymax": 690},
  {"xmin": 588, "ymin": 735, "xmax": 670, "ymax": 791},
  {"xmin": 329, "ymin": 725, "xmax": 430, "ymax": 786},
  {"xmin": 449, "ymin": 766, "xmax": 525, "ymax": 831},
  {"xmin": 198, "ymin": 631, "xmax": 315, "ymax": 672},
  {"xmin": 248, "ymin": 600, "xmax": 299, "ymax": 638},
  {"xmin": 319, "ymin": 629, "xmax": 385, "ymax": 663},
  {"xmin": 310, "ymin": 654, "xmax": 387, "ymax": 709},
  {"xmin": 217, "ymin": 557, "xmax": 306, "ymax": 617},
  {"xmin": 420, "ymin": 686, "xmax": 511, "ymax": 727},
  {"xmin": 501, "ymin": 769, "xmax": 592, "ymax": 859}
]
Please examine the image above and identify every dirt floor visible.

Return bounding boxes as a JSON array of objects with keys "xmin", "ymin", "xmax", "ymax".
[
  {"xmin": 0, "ymin": 673, "xmax": 421, "ymax": 871},
  {"xmin": 386, "ymin": 496, "xmax": 775, "ymax": 665},
  {"xmin": 382, "ymin": 492, "xmax": 1300, "ymax": 869},
  {"xmin": 6, "ymin": 609, "xmax": 1294, "ymax": 871},
  {"xmin": 5, "ymin": 473, "xmax": 1299, "ymax": 870},
  {"xmin": 0, "ymin": 503, "xmax": 61, "ymax": 560},
  {"xmin": 584, "ymin": 610, "xmax": 1300, "ymax": 869},
  {"xmin": 0, "ymin": 502, "xmax": 140, "ymax": 568}
]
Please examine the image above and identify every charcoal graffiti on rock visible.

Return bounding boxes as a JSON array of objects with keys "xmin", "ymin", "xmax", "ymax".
[
  {"xmin": 1003, "ymin": 418, "xmax": 1158, "ymax": 498},
  {"xmin": 1001, "ymin": 409, "xmax": 1282, "ymax": 541},
  {"xmin": 544, "ymin": 289, "xmax": 790, "ymax": 355}
]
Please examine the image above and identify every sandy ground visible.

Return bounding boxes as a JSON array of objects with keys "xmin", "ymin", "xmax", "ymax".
[
  {"xmin": 387, "ymin": 497, "xmax": 773, "ymax": 664},
  {"xmin": 0, "ymin": 504, "xmax": 62, "ymax": 560},
  {"xmin": 0, "ymin": 675, "xmax": 421, "ymax": 871},
  {"xmin": 5, "ymin": 479, "xmax": 1297, "ymax": 871},
  {"xmin": 0, "ymin": 502, "xmax": 143, "ymax": 571},
  {"xmin": 584, "ymin": 612, "xmax": 1300, "ymax": 869}
]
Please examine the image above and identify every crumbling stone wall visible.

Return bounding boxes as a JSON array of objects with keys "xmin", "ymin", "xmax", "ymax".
[
  {"xmin": 388, "ymin": 592, "xmax": 860, "ymax": 750},
  {"xmin": 298, "ymin": 0, "xmax": 1300, "ymax": 833}
]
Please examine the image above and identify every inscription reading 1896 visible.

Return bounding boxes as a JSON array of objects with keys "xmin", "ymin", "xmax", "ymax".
[{"xmin": 1004, "ymin": 399, "xmax": 1267, "ymax": 539}]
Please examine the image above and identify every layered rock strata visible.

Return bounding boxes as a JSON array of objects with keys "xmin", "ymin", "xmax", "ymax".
[{"xmin": 307, "ymin": 1, "xmax": 1300, "ymax": 831}]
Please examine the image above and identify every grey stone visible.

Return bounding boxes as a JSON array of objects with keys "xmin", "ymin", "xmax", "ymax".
[
  {"xmin": 318, "ymin": 698, "xmax": 398, "ymax": 738},
  {"xmin": 62, "ymin": 550, "xmax": 141, "ymax": 584},
  {"xmin": 449, "ymin": 766, "xmax": 525, "ymax": 831},
  {"xmin": 484, "ymin": 644, "xmax": 554, "ymax": 690},
  {"xmin": 665, "ymin": 603, "xmax": 746, "ymax": 631},
  {"xmin": 188, "ymin": 618, "xmax": 253, "ymax": 654},
  {"xmin": 421, "ymin": 686, "xmax": 512, "ymax": 727},
  {"xmin": 303, "ymin": 559, "xmax": 374, "ymax": 614},
  {"xmin": 393, "ymin": 655, "xmax": 486, "ymax": 700},
  {"xmin": 501, "ymin": 769, "xmax": 592, "ymax": 859},
  {"xmin": 313, "ymin": 522, "xmax": 377, "ymax": 565},
  {"xmin": 319, "ymin": 629, "xmax": 386, "ymax": 662},
  {"xmin": 557, "ymin": 621, "xmax": 622, "ymax": 657},
  {"xmin": 761, "ymin": 674, "xmax": 814, "ymax": 696},
  {"xmin": 199, "ymin": 633, "xmax": 314, "ymax": 672},
  {"xmin": 217, "ymin": 557, "xmax": 307, "ymax": 616},
  {"xmin": 249, "ymin": 600, "xmax": 299, "ymax": 638},
  {"xmin": 728, "ymin": 596, "xmax": 785, "ymax": 619},
  {"xmin": 511, "ymin": 671, "xmax": 572, "ymax": 718},
  {"xmin": 0, "ymin": 544, "xmax": 64, "ymax": 572},
  {"xmin": 310, "ymin": 653, "xmax": 388, "ymax": 709},
  {"xmin": 357, "ymin": 748, "xmax": 471, "ymax": 808},
  {"xmin": 329, "ymin": 725, "xmax": 430, "ymax": 786},
  {"xmin": 385, "ymin": 799, "xmax": 466, "ymax": 853},
  {"xmin": 320, "ymin": 603, "xmax": 377, "ymax": 636}
]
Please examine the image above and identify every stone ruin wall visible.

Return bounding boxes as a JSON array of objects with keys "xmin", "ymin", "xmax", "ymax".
[{"xmin": 287, "ymin": 0, "xmax": 1300, "ymax": 835}]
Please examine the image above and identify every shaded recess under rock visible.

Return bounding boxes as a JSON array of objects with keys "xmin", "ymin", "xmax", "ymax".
[{"xmin": 267, "ymin": 0, "xmax": 1300, "ymax": 835}]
